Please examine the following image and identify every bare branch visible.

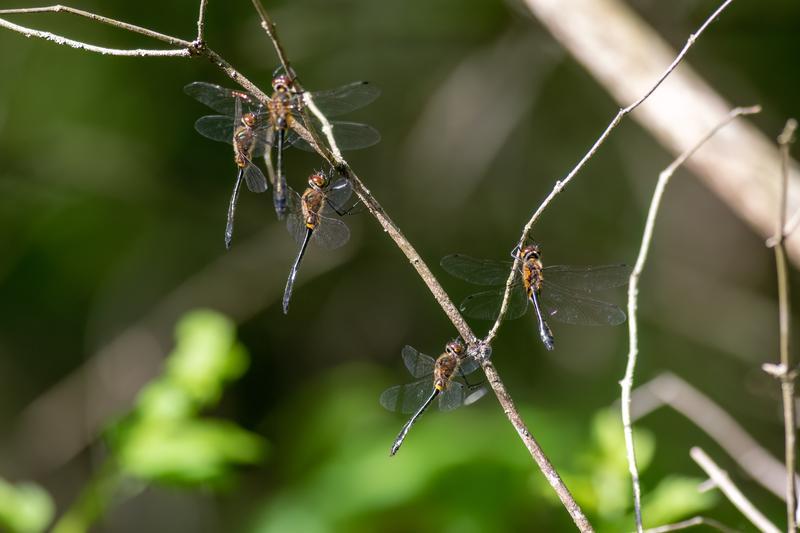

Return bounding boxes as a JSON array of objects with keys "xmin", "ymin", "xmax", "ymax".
[
  {"xmin": 642, "ymin": 516, "xmax": 740, "ymax": 533},
  {"xmin": 250, "ymin": 0, "xmax": 294, "ymax": 79},
  {"xmin": 484, "ymin": 0, "xmax": 735, "ymax": 344},
  {"xmin": 482, "ymin": 358, "xmax": 594, "ymax": 532},
  {"xmin": 769, "ymin": 117, "xmax": 798, "ymax": 531},
  {"xmin": 0, "ymin": 16, "xmax": 189, "ymax": 56},
  {"xmin": 621, "ymin": 105, "xmax": 760, "ymax": 532},
  {"xmin": 196, "ymin": 0, "xmax": 209, "ymax": 43},
  {"xmin": 690, "ymin": 447, "xmax": 781, "ymax": 533},
  {"xmin": 0, "ymin": 5, "xmax": 191, "ymax": 47}
]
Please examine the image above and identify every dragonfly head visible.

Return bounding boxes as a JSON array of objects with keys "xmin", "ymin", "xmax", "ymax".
[
  {"xmin": 272, "ymin": 75, "xmax": 293, "ymax": 94},
  {"xmin": 520, "ymin": 243, "xmax": 541, "ymax": 262},
  {"xmin": 242, "ymin": 112, "xmax": 257, "ymax": 128},
  {"xmin": 308, "ymin": 172, "xmax": 329, "ymax": 190},
  {"xmin": 444, "ymin": 338, "xmax": 465, "ymax": 359}
]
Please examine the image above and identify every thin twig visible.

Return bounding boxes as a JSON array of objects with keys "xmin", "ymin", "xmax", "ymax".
[
  {"xmin": 621, "ymin": 105, "xmax": 761, "ymax": 533},
  {"xmin": 482, "ymin": 358, "xmax": 593, "ymax": 532},
  {"xmin": 690, "ymin": 447, "xmax": 781, "ymax": 533},
  {"xmin": 484, "ymin": 0, "xmax": 735, "ymax": 345},
  {"xmin": 766, "ymin": 118, "xmax": 798, "ymax": 532},
  {"xmin": 252, "ymin": 6, "xmax": 592, "ymax": 529},
  {"xmin": 196, "ymin": 0, "xmax": 208, "ymax": 43},
  {"xmin": 641, "ymin": 516, "xmax": 740, "ymax": 533},
  {"xmin": 0, "ymin": 16, "xmax": 190, "ymax": 56},
  {"xmin": 250, "ymin": 0, "xmax": 295, "ymax": 79},
  {"xmin": 0, "ymin": 5, "xmax": 191, "ymax": 47}
]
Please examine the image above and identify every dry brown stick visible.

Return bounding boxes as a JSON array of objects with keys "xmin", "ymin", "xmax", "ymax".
[
  {"xmin": 483, "ymin": 0, "xmax": 735, "ymax": 345},
  {"xmin": 763, "ymin": 118, "xmax": 798, "ymax": 532},
  {"xmin": 621, "ymin": 105, "xmax": 761, "ymax": 532},
  {"xmin": 691, "ymin": 447, "xmax": 781, "ymax": 533},
  {"xmin": 250, "ymin": 0, "xmax": 294, "ymax": 79}
]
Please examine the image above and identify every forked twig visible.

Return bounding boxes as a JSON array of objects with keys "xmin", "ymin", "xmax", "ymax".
[
  {"xmin": 763, "ymin": 118, "xmax": 798, "ymax": 531},
  {"xmin": 484, "ymin": 0, "xmax": 735, "ymax": 345},
  {"xmin": 621, "ymin": 105, "xmax": 761, "ymax": 532},
  {"xmin": 690, "ymin": 447, "xmax": 781, "ymax": 533}
]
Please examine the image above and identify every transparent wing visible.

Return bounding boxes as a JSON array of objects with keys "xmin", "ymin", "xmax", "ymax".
[
  {"xmin": 380, "ymin": 380, "xmax": 433, "ymax": 414},
  {"xmin": 401, "ymin": 345, "xmax": 435, "ymax": 378},
  {"xmin": 289, "ymin": 121, "xmax": 381, "ymax": 152},
  {"xmin": 539, "ymin": 281, "xmax": 627, "ymax": 326},
  {"xmin": 311, "ymin": 216, "xmax": 350, "ymax": 250},
  {"xmin": 438, "ymin": 381, "xmax": 466, "ymax": 412},
  {"xmin": 306, "ymin": 81, "xmax": 380, "ymax": 117},
  {"xmin": 459, "ymin": 286, "xmax": 528, "ymax": 321},
  {"xmin": 184, "ymin": 81, "xmax": 262, "ymax": 116},
  {"xmin": 322, "ymin": 178, "xmax": 353, "ymax": 214},
  {"xmin": 458, "ymin": 356, "xmax": 481, "ymax": 376},
  {"xmin": 440, "ymin": 254, "xmax": 513, "ymax": 286},
  {"xmin": 543, "ymin": 264, "xmax": 631, "ymax": 293},
  {"xmin": 285, "ymin": 189, "xmax": 306, "ymax": 245},
  {"xmin": 242, "ymin": 160, "xmax": 268, "ymax": 193},
  {"xmin": 463, "ymin": 386, "xmax": 488, "ymax": 407},
  {"xmin": 194, "ymin": 115, "xmax": 234, "ymax": 144}
]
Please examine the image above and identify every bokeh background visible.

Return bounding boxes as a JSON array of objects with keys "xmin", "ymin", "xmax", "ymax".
[{"xmin": 0, "ymin": 0, "xmax": 799, "ymax": 531}]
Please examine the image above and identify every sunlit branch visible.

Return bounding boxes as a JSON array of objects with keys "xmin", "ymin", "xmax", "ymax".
[
  {"xmin": 0, "ymin": 16, "xmax": 190, "ymax": 56},
  {"xmin": 641, "ymin": 516, "xmax": 739, "ymax": 533},
  {"xmin": 764, "ymin": 117, "xmax": 798, "ymax": 531},
  {"xmin": 251, "ymin": 0, "xmax": 294, "ymax": 80},
  {"xmin": 690, "ymin": 447, "xmax": 781, "ymax": 533},
  {"xmin": 483, "ymin": 0, "xmax": 735, "ymax": 346},
  {"xmin": 196, "ymin": 0, "xmax": 209, "ymax": 42},
  {"xmin": 621, "ymin": 105, "xmax": 760, "ymax": 532},
  {"xmin": 0, "ymin": 5, "xmax": 191, "ymax": 47}
]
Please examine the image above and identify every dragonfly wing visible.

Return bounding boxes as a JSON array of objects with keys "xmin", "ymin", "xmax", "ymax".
[
  {"xmin": 459, "ymin": 286, "xmax": 528, "ymax": 321},
  {"xmin": 311, "ymin": 217, "xmax": 350, "ymax": 250},
  {"xmin": 463, "ymin": 386, "xmax": 488, "ymax": 407},
  {"xmin": 380, "ymin": 380, "xmax": 434, "ymax": 414},
  {"xmin": 438, "ymin": 382, "xmax": 465, "ymax": 412},
  {"xmin": 289, "ymin": 121, "xmax": 381, "ymax": 152},
  {"xmin": 285, "ymin": 189, "xmax": 307, "ymax": 245},
  {"xmin": 457, "ymin": 356, "xmax": 481, "ymax": 376},
  {"xmin": 184, "ymin": 82, "xmax": 239, "ymax": 115},
  {"xmin": 194, "ymin": 115, "xmax": 234, "ymax": 144},
  {"xmin": 539, "ymin": 282, "xmax": 627, "ymax": 326},
  {"xmin": 401, "ymin": 345, "xmax": 435, "ymax": 378},
  {"xmin": 543, "ymin": 264, "xmax": 631, "ymax": 293},
  {"xmin": 322, "ymin": 178, "xmax": 353, "ymax": 215},
  {"xmin": 440, "ymin": 254, "xmax": 514, "ymax": 286},
  {"xmin": 242, "ymin": 160, "xmax": 268, "ymax": 193},
  {"xmin": 306, "ymin": 81, "xmax": 380, "ymax": 117}
]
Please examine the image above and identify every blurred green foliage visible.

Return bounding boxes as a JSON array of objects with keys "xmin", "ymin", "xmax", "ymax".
[{"xmin": 0, "ymin": 478, "xmax": 54, "ymax": 533}]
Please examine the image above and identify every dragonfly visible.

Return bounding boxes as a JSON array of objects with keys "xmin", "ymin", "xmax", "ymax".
[
  {"xmin": 184, "ymin": 75, "xmax": 380, "ymax": 219},
  {"xmin": 440, "ymin": 244, "xmax": 630, "ymax": 351},
  {"xmin": 380, "ymin": 339, "xmax": 486, "ymax": 456},
  {"xmin": 282, "ymin": 171, "xmax": 352, "ymax": 314}
]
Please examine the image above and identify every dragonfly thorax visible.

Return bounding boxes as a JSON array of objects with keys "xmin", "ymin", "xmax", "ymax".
[
  {"xmin": 301, "ymin": 187, "xmax": 325, "ymax": 230},
  {"xmin": 433, "ymin": 352, "xmax": 459, "ymax": 391}
]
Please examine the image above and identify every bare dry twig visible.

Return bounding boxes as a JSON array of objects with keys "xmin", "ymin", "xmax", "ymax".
[
  {"xmin": 484, "ymin": 0, "xmax": 735, "ymax": 345},
  {"xmin": 196, "ymin": 0, "xmax": 208, "ymax": 42},
  {"xmin": 641, "ymin": 516, "xmax": 739, "ymax": 533},
  {"xmin": 763, "ymin": 118, "xmax": 798, "ymax": 531},
  {"xmin": 620, "ymin": 105, "xmax": 760, "ymax": 532},
  {"xmin": 691, "ymin": 447, "xmax": 781, "ymax": 533}
]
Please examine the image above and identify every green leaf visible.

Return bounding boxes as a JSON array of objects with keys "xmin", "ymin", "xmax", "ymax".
[
  {"xmin": 640, "ymin": 476, "xmax": 718, "ymax": 527},
  {"xmin": 0, "ymin": 478, "xmax": 54, "ymax": 533}
]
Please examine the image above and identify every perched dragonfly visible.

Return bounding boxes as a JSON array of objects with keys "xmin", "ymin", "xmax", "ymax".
[
  {"xmin": 380, "ymin": 339, "xmax": 486, "ymax": 456},
  {"xmin": 282, "ymin": 171, "xmax": 352, "ymax": 314},
  {"xmin": 184, "ymin": 76, "xmax": 380, "ymax": 219},
  {"xmin": 441, "ymin": 244, "xmax": 630, "ymax": 351}
]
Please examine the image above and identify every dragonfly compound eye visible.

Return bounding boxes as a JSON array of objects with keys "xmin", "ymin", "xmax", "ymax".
[
  {"xmin": 309, "ymin": 172, "xmax": 328, "ymax": 189},
  {"xmin": 242, "ymin": 113, "xmax": 257, "ymax": 127},
  {"xmin": 272, "ymin": 75, "xmax": 292, "ymax": 93}
]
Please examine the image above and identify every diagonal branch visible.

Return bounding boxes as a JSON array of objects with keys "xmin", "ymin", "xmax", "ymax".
[
  {"xmin": 621, "ymin": 105, "xmax": 761, "ymax": 533},
  {"xmin": 691, "ymin": 447, "xmax": 781, "ymax": 533},
  {"xmin": 484, "ymin": 0, "xmax": 735, "ymax": 345}
]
